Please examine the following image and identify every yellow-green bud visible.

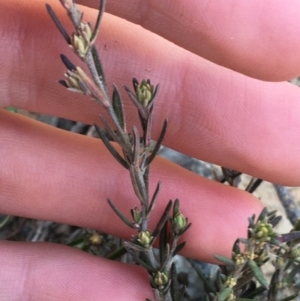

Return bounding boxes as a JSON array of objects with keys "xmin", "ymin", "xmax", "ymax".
[
  {"xmin": 225, "ymin": 277, "xmax": 237, "ymax": 288},
  {"xmin": 80, "ymin": 22, "xmax": 93, "ymax": 41},
  {"xmin": 136, "ymin": 80, "xmax": 154, "ymax": 107},
  {"xmin": 234, "ymin": 254, "xmax": 245, "ymax": 265},
  {"xmin": 137, "ymin": 231, "xmax": 152, "ymax": 247},
  {"xmin": 174, "ymin": 212, "xmax": 187, "ymax": 232},
  {"xmin": 154, "ymin": 271, "xmax": 169, "ymax": 288}
]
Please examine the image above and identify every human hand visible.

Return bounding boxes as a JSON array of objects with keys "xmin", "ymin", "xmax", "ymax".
[{"xmin": 1, "ymin": 0, "xmax": 300, "ymax": 299}]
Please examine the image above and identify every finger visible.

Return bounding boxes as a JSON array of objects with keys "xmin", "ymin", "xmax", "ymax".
[
  {"xmin": 79, "ymin": 0, "xmax": 300, "ymax": 81},
  {"xmin": 0, "ymin": 110, "xmax": 262, "ymax": 262},
  {"xmin": 0, "ymin": 241, "xmax": 150, "ymax": 300},
  {"xmin": 2, "ymin": 0, "xmax": 300, "ymax": 185}
]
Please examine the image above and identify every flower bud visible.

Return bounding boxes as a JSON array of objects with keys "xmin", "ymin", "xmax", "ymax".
[
  {"xmin": 225, "ymin": 277, "xmax": 237, "ymax": 288},
  {"xmin": 173, "ymin": 212, "xmax": 187, "ymax": 235},
  {"xmin": 71, "ymin": 33, "xmax": 89, "ymax": 58},
  {"xmin": 136, "ymin": 80, "xmax": 154, "ymax": 107},
  {"xmin": 80, "ymin": 22, "xmax": 93, "ymax": 41},
  {"xmin": 154, "ymin": 271, "xmax": 169, "ymax": 288},
  {"xmin": 137, "ymin": 231, "xmax": 152, "ymax": 247}
]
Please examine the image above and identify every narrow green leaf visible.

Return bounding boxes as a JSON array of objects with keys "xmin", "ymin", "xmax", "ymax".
[
  {"xmin": 173, "ymin": 241, "xmax": 186, "ymax": 256},
  {"xmin": 60, "ymin": 54, "xmax": 76, "ymax": 71},
  {"xmin": 147, "ymin": 182, "xmax": 161, "ymax": 217},
  {"xmin": 45, "ymin": 4, "xmax": 71, "ymax": 44},
  {"xmin": 132, "ymin": 126, "xmax": 140, "ymax": 165},
  {"xmin": 269, "ymin": 215, "xmax": 282, "ymax": 228},
  {"xmin": 129, "ymin": 165, "xmax": 148, "ymax": 205},
  {"xmin": 106, "ymin": 198, "xmax": 134, "ymax": 228},
  {"xmin": 218, "ymin": 287, "xmax": 232, "ymax": 301},
  {"xmin": 173, "ymin": 199, "xmax": 180, "ymax": 217},
  {"xmin": 145, "ymin": 110, "xmax": 153, "ymax": 149},
  {"xmin": 214, "ymin": 254, "xmax": 235, "ymax": 265},
  {"xmin": 91, "ymin": 46, "xmax": 107, "ymax": 91},
  {"xmin": 90, "ymin": 0, "xmax": 106, "ymax": 44},
  {"xmin": 145, "ymin": 119, "xmax": 168, "ymax": 167},
  {"xmin": 170, "ymin": 263, "xmax": 179, "ymax": 301},
  {"xmin": 247, "ymin": 260, "xmax": 269, "ymax": 289},
  {"xmin": 232, "ymin": 239, "xmax": 241, "ymax": 255},
  {"xmin": 112, "ymin": 84, "xmax": 125, "ymax": 130},
  {"xmin": 267, "ymin": 269, "xmax": 279, "ymax": 301},
  {"xmin": 159, "ymin": 220, "xmax": 169, "ymax": 265},
  {"xmin": 257, "ymin": 207, "xmax": 268, "ymax": 222},
  {"xmin": 94, "ymin": 124, "xmax": 129, "ymax": 169},
  {"xmin": 99, "ymin": 114, "xmax": 122, "ymax": 145},
  {"xmin": 130, "ymin": 251, "xmax": 155, "ymax": 272},
  {"xmin": 152, "ymin": 200, "xmax": 172, "ymax": 238}
]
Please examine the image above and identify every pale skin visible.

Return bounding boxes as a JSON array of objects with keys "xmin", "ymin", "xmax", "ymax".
[{"xmin": 1, "ymin": 0, "xmax": 300, "ymax": 299}]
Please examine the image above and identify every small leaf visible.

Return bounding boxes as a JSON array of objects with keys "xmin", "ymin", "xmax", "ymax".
[
  {"xmin": 147, "ymin": 182, "xmax": 161, "ymax": 217},
  {"xmin": 279, "ymin": 231, "xmax": 300, "ymax": 243},
  {"xmin": 106, "ymin": 198, "xmax": 134, "ymax": 228},
  {"xmin": 232, "ymin": 239, "xmax": 241, "ymax": 255},
  {"xmin": 214, "ymin": 254, "xmax": 235, "ymax": 265},
  {"xmin": 159, "ymin": 220, "xmax": 169, "ymax": 265},
  {"xmin": 58, "ymin": 80, "xmax": 69, "ymax": 88},
  {"xmin": 173, "ymin": 241, "xmax": 186, "ymax": 256},
  {"xmin": 247, "ymin": 260, "xmax": 269, "ymax": 289},
  {"xmin": 94, "ymin": 124, "xmax": 129, "ymax": 169},
  {"xmin": 145, "ymin": 119, "xmax": 168, "ymax": 167},
  {"xmin": 132, "ymin": 126, "xmax": 140, "ymax": 165},
  {"xmin": 127, "ymin": 249, "xmax": 155, "ymax": 272},
  {"xmin": 112, "ymin": 84, "xmax": 125, "ymax": 130},
  {"xmin": 267, "ymin": 269, "xmax": 279, "ymax": 301},
  {"xmin": 218, "ymin": 287, "xmax": 232, "ymax": 301},
  {"xmin": 99, "ymin": 114, "xmax": 122, "ymax": 145},
  {"xmin": 90, "ymin": 0, "xmax": 106, "ymax": 44},
  {"xmin": 91, "ymin": 46, "xmax": 107, "ymax": 90},
  {"xmin": 152, "ymin": 200, "xmax": 172, "ymax": 238},
  {"xmin": 257, "ymin": 207, "xmax": 268, "ymax": 222},
  {"xmin": 170, "ymin": 263, "xmax": 180, "ymax": 301},
  {"xmin": 269, "ymin": 215, "xmax": 282, "ymax": 228},
  {"xmin": 129, "ymin": 164, "xmax": 148, "ymax": 205},
  {"xmin": 60, "ymin": 54, "xmax": 76, "ymax": 71},
  {"xmin": 173, "ymin": 199, "xmax": 180, "ymax": 217},
  {"xmin": 46, "ymin": 4, "xmax": 71, "ymax": 44}
]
